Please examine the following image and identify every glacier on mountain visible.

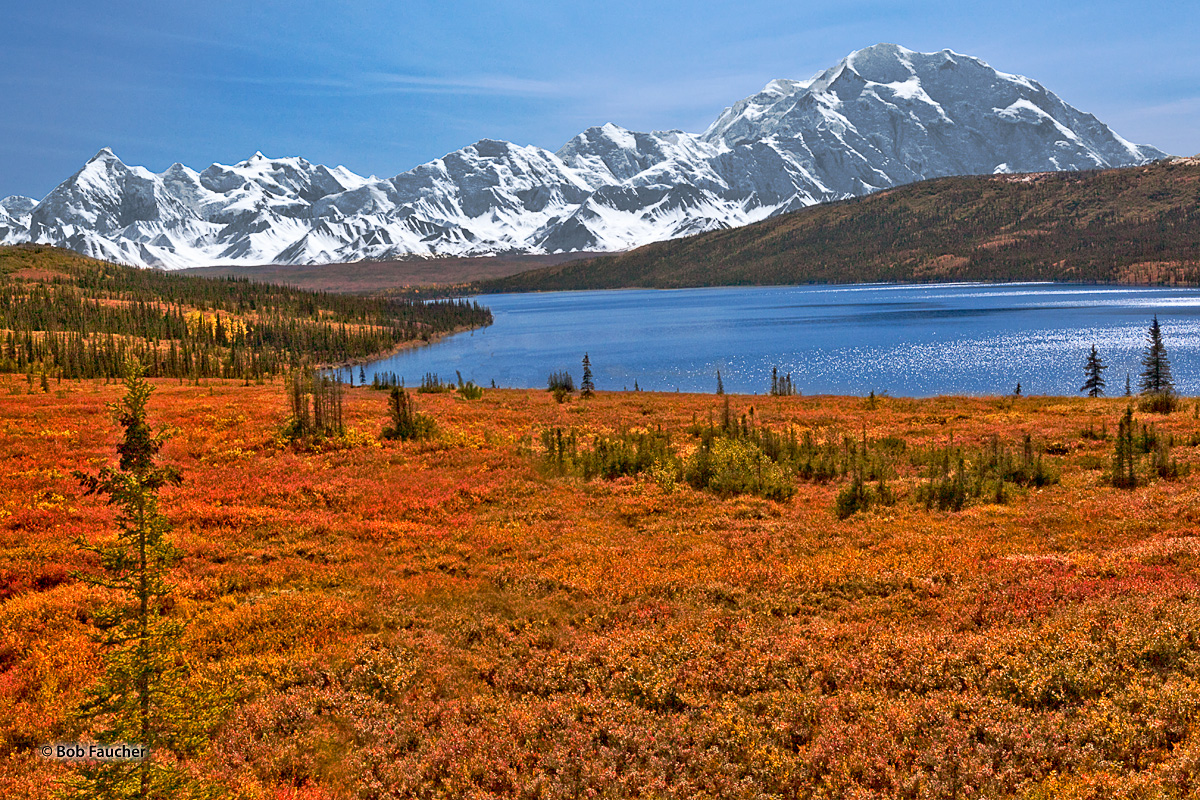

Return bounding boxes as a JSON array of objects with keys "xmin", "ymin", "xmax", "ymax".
[{"xmin": 1, "ymin": 44, "xmax": 1167, "ymax": 269}]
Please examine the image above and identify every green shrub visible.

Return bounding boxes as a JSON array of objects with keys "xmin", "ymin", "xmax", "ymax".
[
  {"xmin": 540, "ymin": 427, "xmax": 680, "ymax": 483},
  {"xmin": 1151, "ymin": 437, "xmax": 1185, "ymax": 480},
  {"xmin": 381, "ymin": 387, "xmax": 436, "ymax": 441},
  {"xmin": 914, "ymin": 434, "xmax": 1059, "ymax": 511},
  {"xmin": 454, "ymin": 371, "xmax": 483, "ymax": 400},
  {"xmin": 834, "ymin": 474, "xmax": 872, "ymax": 519},
  {"xmin": 1138, "ymin": 392, "xmax": 1177, "ymax": 414},
  {"xmin": 685, "ymin": 437, "xmax": 795, "ymax": 500}
]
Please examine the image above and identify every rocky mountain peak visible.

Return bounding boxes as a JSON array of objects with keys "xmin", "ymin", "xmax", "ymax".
[{"xmin": 2, "ymin": 45, "xmax": 1168, "ymax": 268}]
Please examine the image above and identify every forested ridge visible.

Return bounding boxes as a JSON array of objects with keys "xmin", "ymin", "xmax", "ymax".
[
  {"xmin": 0, "ymin": 245, "xmax": 491, "ymax": 381},
  {"xmin": 478, "ymin": 158, "xmax": 1200, "ymax": 292}
]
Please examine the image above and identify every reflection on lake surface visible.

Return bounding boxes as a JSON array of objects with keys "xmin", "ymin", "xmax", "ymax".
[{"xmin": 343, "ymin": 283, "xmax": 1200, "ymax": 397}]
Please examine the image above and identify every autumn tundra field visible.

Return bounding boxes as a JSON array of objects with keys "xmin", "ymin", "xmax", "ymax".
[{"xmin": 3, "ymin": 371, "xmax": 1200, "ymax": 799}]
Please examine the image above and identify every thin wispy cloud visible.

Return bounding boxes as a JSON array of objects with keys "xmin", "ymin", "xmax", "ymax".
[
  {"xmin": 363, "ymin": 73, "xmax": 564, "ymax": 97},
  {"xmin": 181, "ymin": 73, "xmax": 356, "ymax": 90},
  {"xmin": 157, "ymin": 70, "xmax": 564, "ymax": 98}
]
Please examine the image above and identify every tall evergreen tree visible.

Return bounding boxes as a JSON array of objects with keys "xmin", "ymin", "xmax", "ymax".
[
  {"xmin": 580, "ymin": 353, "xmax": 594, "ymax": 397},
  {"xmin": 1139, "ymin": 316, "xmax": 1175, "ymax": 395},
  {"xmin": 1139, "ymin": 316, "xmax": 1175, "ymax": 412},
  {"xmin": 1080, "ymin": 344, "xmax": 1107, "ymax": 397},
  {"xmin": 70, "ymin": 362, "xmax": 216, "ymax": 799},
  {"xmin": 716, "ymin": 370, "xmax": 724, "ymax": 395}
]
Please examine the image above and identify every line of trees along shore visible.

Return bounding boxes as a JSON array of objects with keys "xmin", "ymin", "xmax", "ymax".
[{"xmin": 0, "ymin": 245, "xmax": 491, "ymax": 381}]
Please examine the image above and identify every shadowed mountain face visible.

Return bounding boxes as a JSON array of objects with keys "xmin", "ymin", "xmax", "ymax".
[{"xmin": 2, "ymin": 44, "xmax": 1165, "ymax": 270}]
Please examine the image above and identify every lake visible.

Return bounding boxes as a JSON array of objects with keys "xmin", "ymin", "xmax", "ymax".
[{"xmin": 343, "ymin": 283, "xmax": 1200, "ymax": 397}]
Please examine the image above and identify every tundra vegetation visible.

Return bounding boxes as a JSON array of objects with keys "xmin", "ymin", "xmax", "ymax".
[
  {"xmin": 4, "ymin": 374, "xmax": 1200, "ymax": 799},
  {"xmin": 5, "ymin": 244, "xmax": 1200, "ymax": 798}
]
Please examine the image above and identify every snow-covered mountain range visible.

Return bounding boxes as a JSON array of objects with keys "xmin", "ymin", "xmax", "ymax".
[{"xmin": 0, "ymin": 44, "xmax": 1166, "ymax": 270}]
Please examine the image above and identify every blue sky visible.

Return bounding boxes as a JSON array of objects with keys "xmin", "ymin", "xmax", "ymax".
[{"xmin": 2, "ymin": 0, "xmax": 1198, "ymax": 200}]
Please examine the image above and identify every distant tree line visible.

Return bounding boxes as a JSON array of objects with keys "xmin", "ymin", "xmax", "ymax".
[{"xmin": 0, "ymin": 245, "xmax": 491, "ymax": 381}]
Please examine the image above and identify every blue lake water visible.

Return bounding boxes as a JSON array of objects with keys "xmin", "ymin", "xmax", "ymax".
[{"xmin": 343, "ymin": 283, "xmax": 1200, "ymax": 397}]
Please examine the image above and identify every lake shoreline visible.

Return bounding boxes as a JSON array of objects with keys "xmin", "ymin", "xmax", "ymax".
[
  {"xmin": 464, "ymin": 276, "xmax": 1200, "ymax": 298},
  {"xmin": 346, "ymin": 282, "xmax": 1200, "ymax": 397}
]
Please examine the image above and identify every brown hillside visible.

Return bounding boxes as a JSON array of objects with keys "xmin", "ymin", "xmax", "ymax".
[{"xmin": 479, "ymin": 159, "xmax": 1200, "ymax": 292}]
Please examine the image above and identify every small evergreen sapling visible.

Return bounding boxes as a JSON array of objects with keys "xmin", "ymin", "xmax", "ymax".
[
  {"xmin": 770, "ymin": 367, "xmax": 796, "ymax": 396},
  {"xmin": 454, "ymin": 370, "xmax": 483, "ymax": 400},
  {"xmin": 1112, "ymin": 406, "xmax": 1138, "ymax": 488}
]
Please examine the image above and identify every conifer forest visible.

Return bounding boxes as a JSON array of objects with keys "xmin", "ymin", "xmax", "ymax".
[{"xmin": 0, "ymin": 246, "xmax": 491, "ymax": 381}]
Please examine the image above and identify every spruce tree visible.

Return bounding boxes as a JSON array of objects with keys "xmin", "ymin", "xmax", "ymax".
[
  {"xmin": 1139, "ymin": 316, "xmax": 1174, "ymax": 394},
  {"xmin": 1080, "ymin": 344, "xmax": 1107, "ymax": 397},
  {"xmin": 580, "ymin": 353, "xmax": 594, "ymax": 397},
  {"xmin": 70, "ymin": 361, "xmax": 215, "ymax": 799},
  {"xmin": 716, "ymin": 370, "xmax": 724, "ymax": 395},
  {"xmin": 1139, "ymin": 316, "xmax": 1175, "ymax": 412}
]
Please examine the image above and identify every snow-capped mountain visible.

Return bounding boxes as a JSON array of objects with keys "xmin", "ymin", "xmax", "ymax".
[{"xmin": 2, "ymin": 44, "xmax": 1167, "ymax": 269}]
